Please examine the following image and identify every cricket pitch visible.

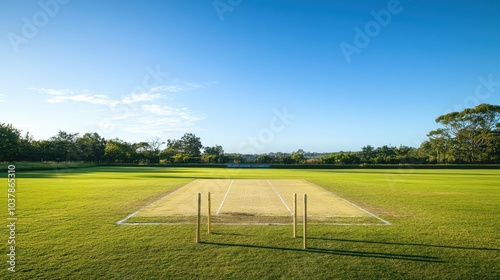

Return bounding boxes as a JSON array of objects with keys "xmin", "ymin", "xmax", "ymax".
[{"xmin": 118, "ymin": 179, "xmax": 390, "ymax": 225}]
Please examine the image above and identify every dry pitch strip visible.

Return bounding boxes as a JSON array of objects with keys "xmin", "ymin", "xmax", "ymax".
[{"xmin": 117, "ymin": 179, "xmax": 390, "ymax": 226}]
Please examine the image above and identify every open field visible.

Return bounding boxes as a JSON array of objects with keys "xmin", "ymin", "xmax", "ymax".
[{"xmin": 4, "ymin": 167, "xmax": 499, "ymax": 279}]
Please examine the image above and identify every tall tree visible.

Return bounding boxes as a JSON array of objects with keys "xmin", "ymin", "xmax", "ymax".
[
  {"xmin": 77, "ymin": 133, "xmax": 106, "ymax": 163},
  {"xmin": 19, "ymin": 132, "xmax": 37, "ymax": 161},
  {"xmin": 373, "ymin": 145, "xmax": 396, "ymax": 164},
  {"xmin": 360, "ymin": 145, "xmax": 375, "ymax": 163},
  {"xmin": 163, "ymin": 139, "xmax": 182, "ymax": 163},
  {"xmin": 104, "ymin": 138, "xmax": 134, "ymax": 163},
  {"xmin": 165, "ymin": 133, "xmax": 202, "ymax": 156},
  {"xmin": 424, "ymin": 129, "xmax": 454, "ymax": 163},
  {"xmin": 165, "ymin": 139, "xmax": 183, "ymax": 154},
  {"xmin": 162, "ymin": 133, "xmax": 203, "ymax": 162},
  {"xmin": 291, "ymin": 149, "xmax": 305, "ymax": 164},
  {"xmin": 202, "ymin": 145, "xmax": 224, "ymax": 163},
  {"xmin": 433, "ymin": 104, "xmax": 500, "ymax": 163},
  {"xmin": 256, "ymin": 154, "xmax": 272, "ymax": 164},
  {"xmin": 147, "ymin": 137, "xmax": 165, "ymax": 155},
  {"xmin": 49, "ymin": 131, "xmax": 80, "ymax": 161},
  {"xmin": 0, "ymin": 123, "xmax": 22, "ymax": 161},
  {"xmin": 180, "ymin": 133, "xmax": 203, "ymax": 157}
]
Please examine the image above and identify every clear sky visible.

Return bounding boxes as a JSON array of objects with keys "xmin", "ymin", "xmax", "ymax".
[{"xmin": 1, "ymin": 0, "xmax": 499, "ymax": 153}]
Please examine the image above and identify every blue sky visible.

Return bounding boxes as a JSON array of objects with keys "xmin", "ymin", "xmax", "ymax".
[{"xmin": 1, "ymin": 0, "xmax": 499, "ymax": 153}]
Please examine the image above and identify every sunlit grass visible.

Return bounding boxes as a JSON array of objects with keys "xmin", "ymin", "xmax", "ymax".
[{"xmin": 3, "ymin": 167, "xmax": 499, "ymax": 279}]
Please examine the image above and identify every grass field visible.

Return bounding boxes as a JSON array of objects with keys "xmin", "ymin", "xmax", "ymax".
[{"xmin": 4, "ymin": 167, "xmax": 499, "ymax": 279}]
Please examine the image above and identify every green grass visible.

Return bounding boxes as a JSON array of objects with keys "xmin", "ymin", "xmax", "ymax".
[
  {"xmin": 5, "ymin": 161, "xmax": 97, "ymax": 171},
  {"xmin": 3, "ymin": 167, "xmax": 499, "ymax": 279}
]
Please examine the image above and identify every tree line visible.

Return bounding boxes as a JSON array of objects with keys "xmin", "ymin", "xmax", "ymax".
[{"xmin": 1, "ymin": 104, "xmax": 499, "ymax": 164}]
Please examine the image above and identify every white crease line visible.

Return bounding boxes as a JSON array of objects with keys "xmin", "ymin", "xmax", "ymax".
[
  {"xmin": 215, "ymin": 179, "xmax": 233, "ymax": 215},
  {"xmin": 146, "ymin": 179, "xmax": 199, "ymax": 208},
  {"xmin": 116, "ymin": 210, "xmax": 140, "ymax": 225},
  {"xmin": 267, "ymin": 180, "xmax": 293, "ymax": 216},
  {"xmin": 303, "ymin": 179, "xmax": 391, "ymax": 226},
  {"xmin": 118, "ymin": 221, "xmax": 389, "ymax": 226},
  {"xmin": 116, "ymin": 179, "xmax": 199, "ymax": 225},
  {"xmin": 337, "ymin": 196, "xmax": 391, "ymax": 225},
  {"xmin": 118, "ymin": 178, "xmax": 390, "ymax": 226}
]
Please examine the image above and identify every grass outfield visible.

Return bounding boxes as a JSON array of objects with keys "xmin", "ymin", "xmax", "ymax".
[{"xmin": 5, "ymin": 167, "xmax": 499, "ymax": 279}]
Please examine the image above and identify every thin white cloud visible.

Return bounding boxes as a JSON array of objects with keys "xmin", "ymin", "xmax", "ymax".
[
  {"xmin": 33, "ymin": 80, "xmax": 211, "ymax": 106},
  {"xmin": 142, "ymin": 104, "xmax": 185, "ymax": 116},
  {"xmin": 31, "ymin": 88, "xmax": 73, "ymax": 96},
  {"xmin": 152, "ymin": 85, "xmax": 185, "ymax": 93},
  {"xmin": 95, "ymin": 103, "xmax": 205, "ymax": 137},
  {"xmin": 32, "ymin": 88, "xmax": 113, "ymax": 105},
  {"xmin": 120, "ymin": 92, "xmax": 162, "ymax": 104},
  {"xmin": 46, "ymin": 93, "xmax": 115, "ymax": 106},
  {"xmin": 150, "ymin": 82, "xmax": 206, "ymax": 93},
  {"xmin": 31, "ymin": 82, "xmax": 207, "ymax": 139},
  {"xmin": 0, "ymin": 94, "xmax": 5, "ymax": 102},
  {"xmin": 142, "ymin": 104, "xmax": 204, "ymax": 122},
  {"xmin": 33, "ymin": 87, "xmax": 161, "ymax": 107}
]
